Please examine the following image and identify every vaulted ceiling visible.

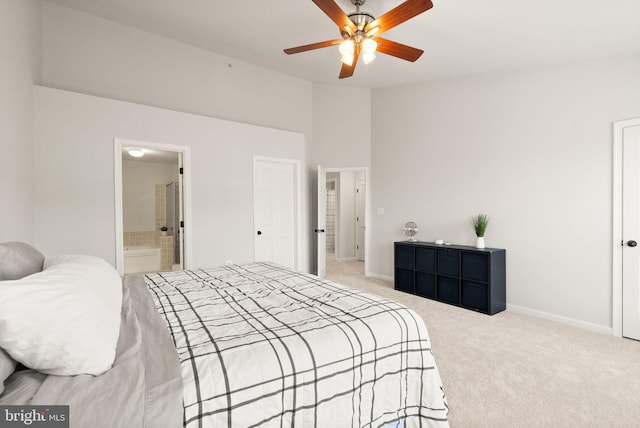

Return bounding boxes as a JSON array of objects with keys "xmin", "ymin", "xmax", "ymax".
[{"xmin": 45, "ymin": 0, "xmax": 640, "ymax": 88}]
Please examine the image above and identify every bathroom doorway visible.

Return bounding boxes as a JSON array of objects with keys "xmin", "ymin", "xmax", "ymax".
[
  {"xmin": 114, "ymin": 139, "xmax": 191, "ymax": 275},
  {"xmin": 318, "ymin": 167, "xmax": 369, "ymax": 280}
]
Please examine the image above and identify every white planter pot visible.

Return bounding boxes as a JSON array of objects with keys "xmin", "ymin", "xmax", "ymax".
[{"xmin": 476, "ymin": 236, "xmax": 485, "ymax": 249}]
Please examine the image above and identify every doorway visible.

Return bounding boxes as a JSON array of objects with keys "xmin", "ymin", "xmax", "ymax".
[
  {"xmin": 613, "ymin": 117, "xmax": 640, "ymax": 339},
  {"xmin": 316, "ymin": 166, "xmax": 369, "ymax": 279},
  {"xmin": 114, "ymin": 138, "xmax": 192, "ymax": 275}
]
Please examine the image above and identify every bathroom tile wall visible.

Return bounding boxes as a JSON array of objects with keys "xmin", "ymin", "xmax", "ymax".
[
  {"xmin": 123, "ymin": 231, "xmax": 156, "ymax": 247},
  {"xmin": 159, "ymin": 235, "xmax": 174, "ymax": 271}
]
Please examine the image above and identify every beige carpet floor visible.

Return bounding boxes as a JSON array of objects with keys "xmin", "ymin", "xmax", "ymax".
[{"xmin": 325, "ymin": 256, "xmax": 640, "ymax": 428}]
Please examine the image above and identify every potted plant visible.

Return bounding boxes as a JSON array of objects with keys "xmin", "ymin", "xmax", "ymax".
[
  {"xmin": 160, "ymin": 226, "xmax": 168, "ymax": 236},
  {"xmin": 472, "ymin": 214, "xmax": 489, "ymax": 248}
]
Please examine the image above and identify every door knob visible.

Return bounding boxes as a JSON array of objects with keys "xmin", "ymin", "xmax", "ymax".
[
  {"xmin": 314, "ymin": 229, "xmax": 325, "ymax": 233},
  {"xmin": 628, "ymin": 240, "xmax": 637, "ymax": 247},
  {"xmin": 257, "ymin": 230, "xmax": 262, "ymax": 235}
]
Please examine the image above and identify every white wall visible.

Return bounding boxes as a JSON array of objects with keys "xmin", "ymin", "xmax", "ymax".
[
  {"xmin": 122, "ymin": 160, "xmax": 178, "ymax": 232},
  {"xmin": 34, "ymin": 2, "xmax": 377, "ymax": 273},
  {"xmin": 371, "ymin": 54, "xmax": 640, "ymax": 332},
  {"xmin": 42, "ymin": 2, "xmax": 348, "ymax": 270},
  {"xmin": 34, "ymin": 86, "xmax": 305, "ymax": 270},
  {"xmin": 310, "ymin": 83, "xmax": 371, "ymax": 168},
  {"xmin": 40, "ymin": 2, "xmax": 312, "ymax": 138},
  {"xmin": 309, "ymin": 83, "xmax": 372, "ymax": 272},
  {"xmin": 38, "ymin": 1, "xmax": 315, "ymax": 270},
  {"xmin": 0, "ymin": 0, "xmax": 41, "ymax": 243}
]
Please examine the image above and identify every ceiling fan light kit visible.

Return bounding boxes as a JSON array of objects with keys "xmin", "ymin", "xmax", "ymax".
[
  {"xmin": 284, "ymin": 0, "xmax": 434, "ymax": 79},
  {"xmin": 339, "ymin": 39, "xmax": 355, "ymax": 56}
]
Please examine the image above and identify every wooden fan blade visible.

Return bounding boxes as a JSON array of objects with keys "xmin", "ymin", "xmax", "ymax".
[
  {"xmin": 284, "ymin": 39, "xmax": 343, "ymax": 55},
  {"xmin": 339, "ymin": 46, "xmax": 360, "ymax": 79},
  {"xmin": 366, "ymin": 0, "xmax": 433, "ymax": 35},
  {"xmin": 376, "ymin": 38, "xmax": 424, "ymax": 62},
  {"xmin": 312, "ymin": 0, "xmax": 357, "ymax": 34}
]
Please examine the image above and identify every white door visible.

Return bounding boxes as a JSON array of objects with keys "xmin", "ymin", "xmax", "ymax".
[
  {"xmin": 253, "ymin": 159, "xmax": 296, "ymax": 269},
  {"xmin": 356, "ymin": 179, "xmax": 366, "ymax": 261},
  {"xmin": 317, "ymin": 166, "xmax": 327, "ymax": 278},
  {"xmin": 622, "ymin": 124, "xmax": 640, "ymax": 340},
  {"xmin": 177, "ymin": 152, "xmax": 184, "ymax": 269}
]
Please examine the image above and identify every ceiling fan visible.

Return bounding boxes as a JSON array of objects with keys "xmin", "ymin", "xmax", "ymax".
[{"xmin": 284, "ymin": 0, "xmax": 434, "ymax": 79}]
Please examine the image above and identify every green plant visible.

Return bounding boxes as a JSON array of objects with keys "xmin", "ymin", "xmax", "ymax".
[{"xmin": 472, "ymin": 214, "xmax": 489, "ymax": 237}]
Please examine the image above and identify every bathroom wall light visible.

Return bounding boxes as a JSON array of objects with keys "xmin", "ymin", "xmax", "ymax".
[{"xmin": 129, "ymin": 149, "xmax": 144, "ymax": 158}]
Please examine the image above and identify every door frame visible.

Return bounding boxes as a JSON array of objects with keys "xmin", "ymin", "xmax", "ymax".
[
  {"xmin": 317, "ymin": 166, "xmax": 327, "ymax": 278},
  {"xmin": 253, "ymin": 156, "xmax": 303, "ymax": 270},
  {"xmin": 356, "ymin": 177, "xmax": 366, "ymax": 261},
  {"xmin": 612, "ymin": 117, "xmax": 640, "ymax": 337},
  {"xmin": 114, "ymin": 138, "xmax": 193, "ymax": 275},
  {"xmin": 318, "ymin": 166, "xmax": 371, "ymax": 277}
]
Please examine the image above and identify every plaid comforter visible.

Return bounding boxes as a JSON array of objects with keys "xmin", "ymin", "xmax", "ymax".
[{"xmin": 145, "ymin": 262, "xmax": 448, "ymax": 427}]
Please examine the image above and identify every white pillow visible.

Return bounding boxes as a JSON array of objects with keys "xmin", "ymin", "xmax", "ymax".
[
  {"xmin": 0, "ymin": 347, "xmax": 16, "ymax": 395},
  {"xmin": 0, "ymin": 255, "xmax": 122, "ymax": 376}
]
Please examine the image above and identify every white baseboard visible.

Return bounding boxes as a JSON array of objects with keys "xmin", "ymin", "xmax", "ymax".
[
  {"xmin": 360, "ymin": 274, "xmax": 612, "ymax": 335},
  {"xmin": 367, "ymin": 272, "xmax": 393, "ymax": 282},
  {"xmin": 337, "ymin": 257, "xmax": 357, "ymax": 262},
  {"xmin": 507, "ymin": 303, "xmax": 613, "ymax": 336}
]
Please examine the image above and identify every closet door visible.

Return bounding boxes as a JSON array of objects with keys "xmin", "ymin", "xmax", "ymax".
[{"xmin": 253, "ymin": 158, "xmax": 297, "ymax": 270}]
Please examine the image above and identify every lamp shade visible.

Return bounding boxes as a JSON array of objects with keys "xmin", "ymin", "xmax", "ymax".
[
  {"xmin": 339, "ymin": 39, "xmax": 355, "ymax": 56},
  {"xmin": 361, "ymin": 38, "xmax": 377, "ymax": 54},
  {"xmin": 362, "ymin": 52, "xmax": 376, "ymax": 64},
  {"xmin": 340, "ymin": 54, "xmax": 354, "ymax": 66}
]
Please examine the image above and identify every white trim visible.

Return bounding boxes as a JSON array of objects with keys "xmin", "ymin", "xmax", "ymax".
[
  {"xmin": 508, "ymin": 304, "xmax": 613, "ymax": 336},
  {"xmin": 253, "ymin": 156, "xmax": 303, "ymax": 271},
  {"xmin": 114, "ymin": 142, "xmax": 124, "ymax": 274},
  {"xmin": 322, "ymin": 167, "xmax": 371, "ymax": 277},
  {"xmin": 368, "ymin": 272, "xmax": 394, "ymax": 282},
  {"xmin": 612, "ymin": 117, "xmax": 640, "ymax": 337},
  {"xmin": 114, "ymin": 138, "xmax": 193, "ymax": 275},
  {"xmin": 337, "ymin": 257, "xmax": 357, "ymax": 262},
  {"xmin": 317, "ymin": 166, "xmax": 327, "ymax": 278},
  {"xmin": 355, "ymin": 178, "xmax": 366, "ymax": 262}
]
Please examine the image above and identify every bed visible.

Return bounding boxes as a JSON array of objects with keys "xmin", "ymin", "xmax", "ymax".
[{"xmin": 0, "ymin": 243, "xmax": 448, "ymax": 427}]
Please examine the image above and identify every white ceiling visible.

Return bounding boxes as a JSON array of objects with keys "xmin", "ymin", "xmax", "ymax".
[
  {"xmin": 45, "ymin": 0, "xmax": 640, "ymax": 89},
  {"xmin": 122, "ymin": 147, "xmax": 179, "ymax": 165}
]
